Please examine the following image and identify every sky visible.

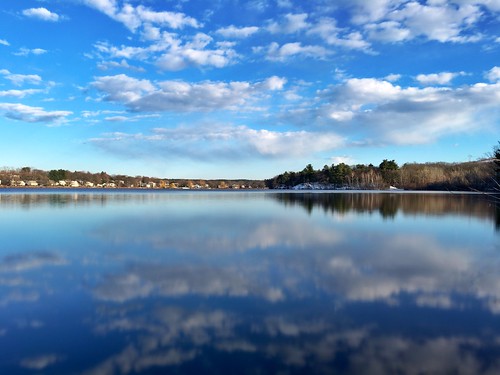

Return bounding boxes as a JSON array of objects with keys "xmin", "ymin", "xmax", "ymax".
[{"xmin": 0, "ymin": 0, "xmax": 499, "ymax": 179}]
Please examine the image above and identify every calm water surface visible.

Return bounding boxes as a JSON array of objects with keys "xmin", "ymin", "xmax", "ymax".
[{"xmin": 0, "ymin": 189, "xmax": 499, "ymax": 374}]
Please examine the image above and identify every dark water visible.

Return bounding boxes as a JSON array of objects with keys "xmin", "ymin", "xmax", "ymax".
[{"xmin": 0, "ymin": 189, "xmax": 498, "ymax": 374}]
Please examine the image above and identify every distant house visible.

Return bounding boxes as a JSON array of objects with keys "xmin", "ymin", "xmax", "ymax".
[
  {"xmin": 58, "ymin": 180, "xmax": 67, "ymax": 186},
  {"xmin": 70, "ymin": 181, "xmax": 80, "ymax": 187},
  {"xmin": 85, "ymin": 181, "xmax": 94, "ymax": 187},
  {"xmin": 27, "ymin": 181, "xmax": 38, "ymax": 187}
]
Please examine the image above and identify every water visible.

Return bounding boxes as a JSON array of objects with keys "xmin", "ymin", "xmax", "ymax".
[{"xmin": 0, "ymin": 189, "xmax": 498, "ymax": 374}]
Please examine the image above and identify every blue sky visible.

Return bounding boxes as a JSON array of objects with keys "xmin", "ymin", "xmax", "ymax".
[{"xmin": 0, "ymin": 0, "xmax": 499, "ymax": 179}]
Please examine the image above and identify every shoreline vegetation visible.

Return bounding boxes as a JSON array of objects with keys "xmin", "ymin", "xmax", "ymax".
[
  {"xmin": 1, "ymin": 145, "xmax": 499, "ymax": 192},
  {"xmin": 265, "ymin": 158, "xmax": 499, "ymax": 191},
  {"xmin": 0, "ymin": 167, "xmax": 266, "ymax": 190}
]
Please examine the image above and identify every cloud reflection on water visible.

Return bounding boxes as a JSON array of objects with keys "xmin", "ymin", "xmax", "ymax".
[{"xmin": 0, "ymin": 191, "xmax": 498, "ymax": 374}]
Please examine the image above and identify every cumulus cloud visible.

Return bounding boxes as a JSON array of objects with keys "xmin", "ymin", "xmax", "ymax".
[
  {"xmin": 0, "ymin": 103, "xmax": 72, "ymax": 123},
  {"xmin": 308, "ymin": 17, "xmax": 372, "ymax": 52},
  {"xmin": 267, "ymin": 13, "xmax": 310, "ymax": 34},
  {"xmin": 93, "ymin": 32, "xmax": 237, "ymax": 71},
  {"xmin": 216, "ymin": 25, "xmax": 259, "ymax": 38},
  {"xmin": 365, "ymin": 21, "xmax": 411, "ymax": 42},
  {"xmin": 416, "ymin": 71, "xmax": 465, "ymax": 85},
  {"xmin": 97, "ymin": 59, "xmax": 145, "ymax": 72},
  {"xmin": 261, "ymin": 42, "xmax": 329, "ymax": 61},
  {"xmin": 22, "ymin": 7, "xmax": 60, "ymax": 22},
  {"xmin": 0, "ymin": 89, "xmax": 43, "ymax": 98},
  {"xmin": 313, "ymin": 77, "xmax": 500, "ymax": 145},
  {"xmin": 360, "ymin": 1, "xmax": 485, "ymax": 44},
  {"xmin": 485, "ymin": 66, "xmax": 500, "ymax": 82},
  {"xmin": 83, "ymin": 1, "xmax": 200, "ymax": 32},
  {"xmin": 0, "ymin": 69, "xmax": 42, "ymax": 86},
  {"xmin": 91, "ymin": 74, "xmax": 286, "ymax": 112},
  {"xmin": 156, "ymin": 43, "xmax": 236, "ymax": 70},
  {"xmin": 91, "ymin": 74, "xmax": 155, "ymax": 103}
]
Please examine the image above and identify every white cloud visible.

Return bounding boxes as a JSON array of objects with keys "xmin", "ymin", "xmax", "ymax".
[
  {"xmin": 0, "ymin": 252, "xmax": 67, "ymax": 272},
  {"xmin": 387, "ymin": 2, "xmax": 483, "ymax": 43},
  {"xmin": 83, "ymin": 1, "xmax": 200, "ymax": 32},
  {"xmin": 295, "ymin": 76, "xmax": 500, "ymax": 145},
  {"xmin": 0, "ymin": 103, "xmax": 72, "ymax": 123},
  {"xmin": 267, "ymin": 13, "xmax": 309, "ymax": 34},
  {"xmin": 22, "ymin": 7, "xmax": 60, "ymax": 22},
  {"xmin": 348, "ymin": 0, "xmax": 400, "ymax": 24},
  {"xmin": 90, "ymin": 124, "xmax": 344, "ymax": 161},
  {"xmin": 308, "ymin": 18, "xmax": 372, "ymax": 52},
  {"xmin": 0, "ymin": 89, "xmax": 43, "ymax": 98},
  {"xmin": 13, "ymin": 48, "xmax": 48, "ymax": 56},
  {"xmin": 91, "ymin": 74, "xmax": 155, "ymax": 102},
  {"xmin": 261, "ymin": 76, "xmax": 287, "ymax": 90},
  {"xmin": 385, "ymin": 73, "xmax": 401, "ymax": 82},
  {"xmin": 0, "ymin": 69, "xmax": 42, "ymax": 86},
  {"xmin": 216, "ymin": 25, "xmax": 259, "ymax": 38},
  {"xmin": 365, "ymin": 21, "xmax": 411, "ymax": 42},
  {"xmin": 20, "ymin": 355, "xmax": 61, "ymax": 370},
  {"xmin": 329, "ymin": 111, "xmax": 355, "ymax": 121},
  {"xmin": 104, "ymin": 116, "xmax": 129, "ymax": 122},
  {"xmin": 91, "ymin": 74, "xmax": 287, "ymax": 112},
  {"xmin": 485, "ymin": 66, "xmax": 500, "ymax": 82},
  {"xmin": 135, "ymin": 5, "xmax": 200, "ymax": 29},
  {"xmin": 94, "ymin": 32, "xmax": 237, "ymax": 71},
  {"xmin": 97, "ymin": 59, "xmax": 145, "ymax": 72},
  {"xmin": 416, "ymin": 72, "xmax": 464, "ymax": 85},
  {"xmin": 329, "ymin": 155, "xmax": 356, "ymax": 165},
  {"xmin": 262, "ymin": 42, "xmax": 329, "ymax": 61},
  {"xmin": 277, "ymin": 0, "xmax": 293, "ymax": 8},
  {"xmin": 0, "ymin": 39, "xmax": 9, "ymax": 46}
]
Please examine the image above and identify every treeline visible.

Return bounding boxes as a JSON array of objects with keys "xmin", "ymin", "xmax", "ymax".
[
  {"xmin": 0, "ymin": 167, "xmax": 266, "ymax": 189},
  {"xmin": 265, "ymin": 159, "xmax": 497, "ymax": 191}
]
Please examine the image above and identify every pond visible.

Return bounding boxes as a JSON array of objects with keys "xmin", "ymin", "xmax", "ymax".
[{"xmin": 0, "ymin": 189, "xmax": 498, "ymax": 374}]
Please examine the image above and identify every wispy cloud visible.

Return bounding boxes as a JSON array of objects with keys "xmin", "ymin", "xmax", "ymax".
[
  {"xmin": 90, "ymin": 123, "xmax": 344, "ymax": 161},
  {"xmin": 13, "ymin": 48, "xmax": 48, "ymax": 56},
  {"xmin": 0, "ymin": 251, "xmax": 67, "ymax": 272},
  {"xmin": 20, "ymin": 354, "xmax": 61, "ymax": 370}
]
